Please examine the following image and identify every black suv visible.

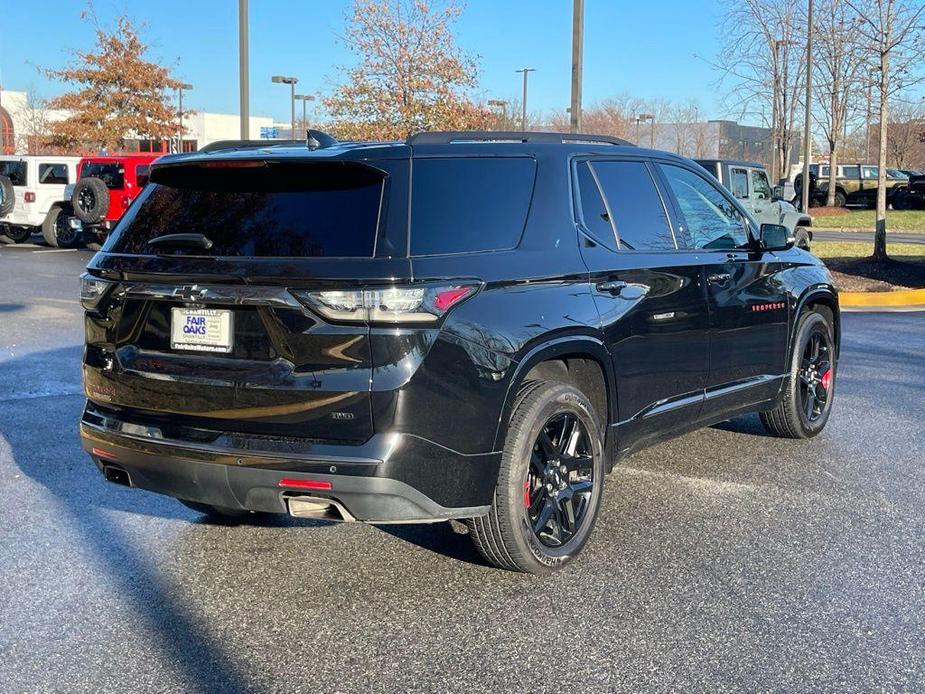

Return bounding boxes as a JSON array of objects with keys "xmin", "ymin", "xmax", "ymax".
[{"xmin": 79, "ymin": 131, "xmax": 840, "ymax": 574}]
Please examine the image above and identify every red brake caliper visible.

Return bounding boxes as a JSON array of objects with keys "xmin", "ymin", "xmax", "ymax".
[
  {"xmin": 524, "ymin": 479, "xmax": 531, "ymax": 509},
  {"xmin": 820, "ymin": 369, "xmax": 832, "ymax": 390}
]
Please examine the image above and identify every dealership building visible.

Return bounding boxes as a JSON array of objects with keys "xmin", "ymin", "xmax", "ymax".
[{"xmin": 0, "ymin": 88, "xmax": 275, "ymax": 154}]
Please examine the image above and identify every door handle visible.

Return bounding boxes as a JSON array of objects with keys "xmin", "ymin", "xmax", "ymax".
[
  {"xmin": 707, "ymin": 272, "xmax": 731, "ymax": 285},
  {"xmin": 596, "ymin": 280, "xmax": 650, "ymax": 299}
]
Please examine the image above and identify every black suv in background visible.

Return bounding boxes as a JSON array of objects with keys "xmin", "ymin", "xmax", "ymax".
[{"xmin": 79, "ymin": 131, "xmax": 839, "ymax": 574}]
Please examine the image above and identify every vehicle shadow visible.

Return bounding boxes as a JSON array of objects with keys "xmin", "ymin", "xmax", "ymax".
[
  {"xmin": 0, "ymin": 302, "xmax": 25, "ymax": 313},
  {"xmin": 2, "ymin": 345, "xmax": 255, "ymax": 693},
  {"xmin": 374, "ymin": 521, "xmax": 485, "ymax": 567},
  {"xmin": 711, "ymin": 413, "xmax": 776, "ymax": 438}
]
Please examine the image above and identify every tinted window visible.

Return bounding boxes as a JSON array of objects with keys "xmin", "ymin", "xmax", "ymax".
[
  {"xmin": 106, "ymin": 161, "xmax": 383, "ymax": 258},
  {"xmin": 730, "ymin": 168, "xmax": 749, "ymax": 199},
  {"xmin": 0, "ymin": 160, "xmax": 27, "ymax": 186},
  {"xmin": 660, "ymin": 164, "xmax": 749, "ymax": 250},
  {"xmin": 81, "ymin": 162, "xmax": 125, "ymax": 189},
  {"xmin": 410, "ymin": 158, "xmax": 535, "ymax": 255},
  {"xmin": 591, "ymin": 160, "xmax": 675, "ymax": 250},
  {"xmin": 844, "ymin": 166, "xmax": 861, "ymax": 179},
  {"xmin": 39, "ymin": 163, "xmax": 69, "ymax": 185},
  {"xmin": 575, "ymin": 162, "xmax": 616, "ymax": 250},
  {"xmin": 750, "ymin": 169, "xmax": 772, "ymax": 199},
  {"xmin": 860, "ymin": 166, "xmax": 876, "ymax": 179}
]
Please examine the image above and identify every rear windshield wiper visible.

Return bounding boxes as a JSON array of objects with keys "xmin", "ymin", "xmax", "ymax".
[{"xmin": 147, "ymin": 233, "xmax": 213, "ymax": 251}]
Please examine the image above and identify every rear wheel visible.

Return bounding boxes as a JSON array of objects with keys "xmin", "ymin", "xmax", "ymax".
[
  {"xmin": 0, "ymin": 224, "xmax": 33, "ymax": 244},
  {"xmin": 833, "ymin": 190, "xmax": 847, "ymax": 208},
  {"xmin": 760, "ymin": 311, "xmax": 836, "ymax": 438},
  {"xmin": 41, "ymin": 206, "xmax": 81, "ymax": 248},
  {"xmin": 794, "ymin": 227, "xmax": 811, "ymax": 251},
  {"xmin": 467, "ymin": 380, "xmax": 606, "ymax": 574}
]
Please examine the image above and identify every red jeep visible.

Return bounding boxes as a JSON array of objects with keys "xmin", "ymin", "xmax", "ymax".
[{"xmin": 69, "ymin": 154, "xmax": 160, "ymax": 246}]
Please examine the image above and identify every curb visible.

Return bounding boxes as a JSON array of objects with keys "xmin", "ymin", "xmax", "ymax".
[{"xmin": 839, "ymin": 287, "xmax": 925, "ymax": 309}]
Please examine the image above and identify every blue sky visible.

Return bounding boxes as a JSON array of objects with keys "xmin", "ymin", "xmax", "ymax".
[{"xmin": 0, "ymin": 0, "xmax": 727, "ymax": 124}]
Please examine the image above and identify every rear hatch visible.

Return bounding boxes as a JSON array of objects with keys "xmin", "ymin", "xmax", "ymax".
[{"xmin": 83, "ymin": 154, "xmax": 409, "ymax": 444}]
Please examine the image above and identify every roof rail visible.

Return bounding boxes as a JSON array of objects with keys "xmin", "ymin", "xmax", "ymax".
[
  {"xmin": 198, "ymin": 139, "xmax": 305, "ymax": 153},
  {"xmin": 406, "ymin": 131, "xmax": 634, "ymax": 147}
]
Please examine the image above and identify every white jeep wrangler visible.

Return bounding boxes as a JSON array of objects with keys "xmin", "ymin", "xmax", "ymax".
[{"xmin": 0, "ymin": 155, "xmax": 83, "ymax": 247}]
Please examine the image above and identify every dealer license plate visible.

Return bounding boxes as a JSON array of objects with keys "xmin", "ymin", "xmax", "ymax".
[{"xmin": 170, "ymin": 308, "xmax": 233, "ymax": 353}]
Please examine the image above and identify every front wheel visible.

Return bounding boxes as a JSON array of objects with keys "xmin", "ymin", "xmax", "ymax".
[
  {"xmin": 467, "ymin": 380, "xmax": 606, "ymax": 574},
  {"xmin": 760, "ymin": 311, "xmax": 836, "ymax": 438}
]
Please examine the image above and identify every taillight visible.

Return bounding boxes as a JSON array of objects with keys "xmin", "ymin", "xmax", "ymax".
[
  {"xmin": 24, "ymin": 192, "xmax": 36, "ymax": 203},
  {"xmin": 80, "ymin": 272, "xmax": 114, "ymax": 311},
  {"xmin": 293, "ymin": 284, "xmax": 478, "ymax": 324}
]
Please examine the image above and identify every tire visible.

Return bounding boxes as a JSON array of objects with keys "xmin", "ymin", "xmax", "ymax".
[
  {"xmin": 0, "ymin": 175, "xmax": 13, "ymax": 216},
  {"xmin": 41, "ymin": 206, "xmax": 81, "ymax": 249},
  {"xmin": 466, "ymin": 380, "xmax": 606, "ymax": 574},
  {"xmin": 760, "ymin": 311, "xmax": 836, "ymax": 439},
  {"xmin": 0, "ymin": 224, "xmax": 33, "ymax": 244},
  {"xmin": 794, "ymin": 227, "xmax": 811, "ymax": 251},
  {"xmin": 833, "ymin": 191, "xmax": 846, "ymax": 208},
  {"xmin": 178, "ymin": 499, "xmax": 253, "ymax": 520},
  {"xmin": 72, "ymin": 177, "xmax": 110, "ymax": 224}
]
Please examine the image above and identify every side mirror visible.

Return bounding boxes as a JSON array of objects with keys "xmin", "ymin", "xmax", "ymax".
[{"xmin": 760, "ymin": 223, "xmax": 794, "ymax": 251}]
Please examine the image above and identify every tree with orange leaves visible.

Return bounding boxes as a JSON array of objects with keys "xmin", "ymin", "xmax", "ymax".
[
  {"xmin": 45, "ymin": 12, "xmax": 181, "ymax": 151},
  {"xmin": 324, "ymin": 0, "xmax": 493, "ymax": 140}
]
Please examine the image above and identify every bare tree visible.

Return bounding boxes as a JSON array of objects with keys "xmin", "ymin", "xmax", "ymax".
[
  {"xmin": 13, "ymin": 88, "xmax": 51, "ymax": 154},
  {"xmin": 846, "ymin": 0, "xmax": 925, "ymax": 259},
  {"xmin": 814, "ymin": 0, "xmax": 868, "ymax": 206},
  {"xmin": 717, "ymin": 0, "xmax": 807, "ymax": 182},
  {"xmin": 883, "ymin": 98, "xmax": 925, "ymax": 168}
]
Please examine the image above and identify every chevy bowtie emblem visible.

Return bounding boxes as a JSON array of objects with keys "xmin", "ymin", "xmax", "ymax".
[{"xmin": 173, "ymin": 285, "xmax": 207, "ymax": 301}]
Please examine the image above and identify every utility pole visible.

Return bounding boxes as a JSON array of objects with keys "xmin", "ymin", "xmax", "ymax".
[
  {"xmin": 516, "ymin": 68, "xmax": 535, "ymax": 132},
  {"xmin": 177, "ymin": 83, "xmax": 192, "ymax": 153},
  {"xmin": 569, "ymin": 0, "xmax": 584, "ymax": 133},
  {"xmin": 800, "ymin": 0, "xmax": 814, "ymax": 214},
  {"xmin": 239, "ymin": 0, "xmax": 249, "ymax": 139}
]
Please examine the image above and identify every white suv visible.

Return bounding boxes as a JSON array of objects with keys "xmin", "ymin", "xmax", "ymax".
[{"xmin": 0, "ymin": 155, "xmax": 82, "ymax": 246}]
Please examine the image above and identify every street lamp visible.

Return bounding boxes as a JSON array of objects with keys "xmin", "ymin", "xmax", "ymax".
[
  {"xmin": 636, "ymin": 113, "xmax": 655, "ymax": 148},
  {"xmin": 177, "ymin": 82, "xmax": 193, "ymax": 153},
  {"xmin": 515, "ymin": 68, "xmax": 536, "ymax": 132},
  {"xmin": 294, "ymin": 94, "xmax": 315, "ymax": 137},
  {"xmin": 271, "ymin": 75, "xmax": 299, "ymax": 140}
]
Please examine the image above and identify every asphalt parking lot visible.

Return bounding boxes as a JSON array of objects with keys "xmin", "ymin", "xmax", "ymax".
[{"xmin": 1, "ymin": 242, "xmax": 923, "ymax": 693}]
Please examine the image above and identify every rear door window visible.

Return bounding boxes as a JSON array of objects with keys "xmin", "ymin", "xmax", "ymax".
[
  {"xmin": 0, "ymin": 160, "xmax": 27, "ymax": 185},
  {"xmin": 81, "ymin": 162, "xmax": 125, "ymax": 189},
  {"xmin": 590, "ymin": 160, "xmax": 676, "ymax": 251},
  {"xmin": 105, "ymin": 160, "xmax": 385, "ymax": 258},
  {"xmin": 410, "ymin": 157, "xmax": 535, "ymax": 255},
  {"xmin": 730, "ymin": 167, "xmax": 749, "ymax": 199},
  {"xmin": 39, "ymin": 163, "xmax": 69, "ymax": 185}
]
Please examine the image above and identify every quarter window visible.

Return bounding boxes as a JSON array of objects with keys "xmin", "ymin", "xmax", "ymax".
[
  {"xmin": 575, "ymin": 162, "xmax": 616, "ymax": 250},
  {"xmin": 730, "ymin": 168, "xmax": 749, "ymax": 199},
  {"xmin": 660, "ymin": 164, "xmax": 749, "ymax": 250},
  {"xmin": 39, "ymin": 163, "xmax": 69, "ymax": 185},
  {"xmin": 590, "ymin": 160, "xmax": 675, "ymax": 251}
]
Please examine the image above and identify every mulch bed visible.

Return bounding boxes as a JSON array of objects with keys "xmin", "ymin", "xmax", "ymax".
[{"xmin": 825, "ymin": 256, "xmax": 925, "ymax": 292}]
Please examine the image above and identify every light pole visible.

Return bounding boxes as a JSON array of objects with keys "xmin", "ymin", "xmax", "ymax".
[
  {"xmin": 800, "ymin": 0, "xmax": 814, "ymax": 214},
  {"xmin": 488, "ymin": 99, "xmax": 508, "ymax": 130},
  {"xmin": 637, "ymin": 113, "xmax": 655, "ymax": 148},
  {"xmin": 239, "ymin": 0, "xmax": 249, "ymax": 139},
  {"xmin": 294, "ymin": 94, "xmax": 315, "ymax": 137},
  {"xmin": 177, "ymin": 82, "xmax": 192, "ymax": 153},
  {"xmin": 570, "ymin": 0, "xmax": 584, "ymax": 133},
  {"xmin": 515, "ymin": 68, "xmax": 536, "ymax": 132},
  {"xmin": 271, "ymin": 75, "xmax": 299, "ymax": 140}
]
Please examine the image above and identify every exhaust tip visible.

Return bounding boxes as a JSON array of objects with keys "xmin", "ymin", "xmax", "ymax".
[
  {"xmin": 103, "ymin": 465, "xmax": 131, "ymax": 487},
  {"xmin": 287, "ymin": 496, "xmax": 355, "ymax": 522}
]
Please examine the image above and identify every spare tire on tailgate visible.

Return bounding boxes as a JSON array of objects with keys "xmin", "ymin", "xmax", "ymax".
[
  {"xmin": 0, "ymin": 175, "xmax": 14, "ymax": 217},
  {"xmin": 72, "ymin": 177, "xmax": 110, "ymax": 224}
]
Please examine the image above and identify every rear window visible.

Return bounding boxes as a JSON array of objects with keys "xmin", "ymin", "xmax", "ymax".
[
  {"xmin": 0, "ymin": 160, "xmax": 27, "ymax": 186},
  {"xmin": 410, "ymin": 157, "xmax": 535, "ymax": 255},
  {"xmin": 81, "ymin": 162, "xmax": 125, "ymax": 189},
  {"xmin": 104, "ymin": 160, "xmax": 384, "ymax": 258}
]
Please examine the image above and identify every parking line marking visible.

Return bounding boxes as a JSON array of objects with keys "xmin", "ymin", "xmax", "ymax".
[{"xmin": 34, "ymin": 248, "xmax": 78, "ymax": 253}]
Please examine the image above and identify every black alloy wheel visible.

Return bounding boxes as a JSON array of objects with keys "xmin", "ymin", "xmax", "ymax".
[
  {"xmin": 798, "ymin": 329, "xmax": 833, "ymax": 423},
  {"xmin": 525, "ymin": 412, "xmax": 595, "ymax": 547},
  {"xmin": 77, "ymin": 187, "xmax": 97, "ymax": 215}
]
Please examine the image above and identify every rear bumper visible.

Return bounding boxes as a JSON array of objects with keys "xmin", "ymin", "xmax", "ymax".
[{"xmin": 80, "ymin": 402, "xmax": 496, "ymax": 523}]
